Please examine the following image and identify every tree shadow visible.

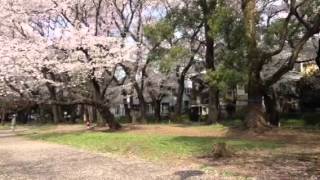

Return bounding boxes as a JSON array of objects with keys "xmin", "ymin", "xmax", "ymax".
[
  {"xmin": 174, "ymin": 170, "xmax": 204, "ymax": 180},
  {"xmin": 168, "ymin": 136, "xmax": 282, "ymax": 153},
  {"xmin": 197, "ymin": 149, "xmax": 320, "ymax": 178}
]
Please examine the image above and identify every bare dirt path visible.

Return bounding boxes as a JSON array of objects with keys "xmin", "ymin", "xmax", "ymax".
[{"xmin": 0, "ymin": 130, "xmax": 216, "ymax": 180}]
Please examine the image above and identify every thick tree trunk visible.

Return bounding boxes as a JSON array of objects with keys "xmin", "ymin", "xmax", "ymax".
[
  {"xmin": 52, "ymin": 105, "xmax": 62, "ymax": 124},
  {"xmin": 243, "ymin": 0, "xmax": 270, "ymax": 132},
  {"xmin": 48, "ymin": 86, "xmax": 64, "ymax": 123},
  {"xmin": 88, "ymin": 106, "xmax": 98, "ymax": 124},
  {"xmin": 207, "ymin": 86, "xmax": 220, "ymax": 124},
  {"xmin": 97, "ymin": 105, "xmax": 121, "ymax": 130},
  {"xmin": 264, "ymin": 88, "xmax": 280, "ymax": 127},
  {"xmin": 92, "ymin": 106, "xmax": 98, "ymax": 123},
  {"xmin": 245, "ymin": 76, "xmax": 270, "ymax": 131},
  {"xmin": 175, "ymin": 78, "xmax": 185, "ymax": 118},
  {"xmin": 89, "ymin": 106, "xmax": 104, "ymax": 127}
]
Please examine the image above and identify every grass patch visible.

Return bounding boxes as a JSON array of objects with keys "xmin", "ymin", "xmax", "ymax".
[
  {"xmin": 281, "ymin": 118, "xmax": 320, "ymax": 129},
  {"xmin": 28, "ymin": 131, "xmax": 282, "ymax": 161},
  {"xmin": 0, "ymin": 125, "xmax": 9, "ymax": 130},
  {"xmin": 191, "ymin": 124, "xmax": 229, "ymax": 131},
  {"xmin": 178, "ymin": 119, "xmax": 244, "ymax": 131}
]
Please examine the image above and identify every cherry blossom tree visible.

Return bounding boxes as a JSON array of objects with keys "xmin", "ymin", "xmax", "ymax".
[{"xmin": 0, "ymin": 0, "xmax": 141, "ymax": 129}]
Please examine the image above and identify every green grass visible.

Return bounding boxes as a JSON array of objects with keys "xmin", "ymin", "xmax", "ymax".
[
  {"xmin": 281, "ymin": 119, "xmax": 320, "ymax": 129},
  {"xmin": 281, "ymin": 119, "xmax": 306, "ymax": 128},
  {"xmin": 0, "ymin": 125, "xmax": 9, "ymax": 130},
  {"xmin": 197, "ymin": 119, "xmax": 244, "ymax": 130},
  {"xmin": 28, "ymin": 131, "xmax": 282, "ymax": 161}
]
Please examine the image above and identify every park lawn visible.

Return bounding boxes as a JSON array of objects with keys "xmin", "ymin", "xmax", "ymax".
[
  {"xmin": 0, "ymin": 124, "xmax": 11, "ymax": 130},
  {"xmin": 0, "ymin": 125, "xmax": 7, "ymax": 130},
  {"xmin": 280, "ymin": 118, "xmax": 320, "ymax": 129},
  {"xmin": 27, "ymin": 126, "xmax": 282, "ymax": 161},
  {"xmin": 22, "ymin": 124, "xmax": 320, "ymax": 178}
]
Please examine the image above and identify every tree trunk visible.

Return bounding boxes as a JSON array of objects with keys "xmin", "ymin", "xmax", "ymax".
[
  {"xmin": 83, "ymin": 106, "xmax": 90, "ymax": 123},
  {"xmin": 16, "ymin": 111, "xmax": 27, "ymax": 124},
  {"xmin": 134, "ymin": 83, "xmax": 147, "ymax": 123},
  {"xmin": 92, "ymin": 106, "xmax": 97, "ymax": 123},
  {"xmin": 97, "ymin": 105, "xmax": 121, "ymax": 130},
  {"xmin": 123, "ymin": 98, "xmax": 132, "ymax": 122},
  {"xmin": 1, "ymin": 109, "xmax": 6, "ymax": 126},
  {"xmin": 264, "ymin": 88, "xmax": 280, "ymax": 127},
  {"xmin": 207, "ymin": 86, "xmax": 220, "ymax": 124},
  {"xmin": 245, "ymin": 76, "xmax": 270, "ymax": 131},
  {"xmin": 202, "ymin": 0, "xmax": 220, "ymax": 124},
  {"xmin": 316, "ymin": 38, "xmax": 320, "ymax": 69},
  {"xmin": 69, "ymin": 107, "xmax": 77, "ymax": 124},
  {"xmin": 88, "ymin": 106, "xmax": 98, "ymax": 124},
  {"xmin": 243, "ymin": 0, "xmax": 270, "ymax": 132},
  {"xmin": 39, "ymin": 106, "xmax": 46, "ymax": 123},
  {"xmin": 90, "ymin": 106, "xmax": 104, "ymax": 127},
  {"xmin": 52, "ymin": 105, "xmax": 61, "ymax": 124},
  {"xmin": 154, "ymin": 100, "xmax": 161, "ymax": 122},
  {"xmin": 175, "ymin": 77, "xmax": 185, "ymax": 118}
]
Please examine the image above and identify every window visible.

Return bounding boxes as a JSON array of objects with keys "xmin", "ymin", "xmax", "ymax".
[{"xmin": 185, "ymin": 88, "xmax": 192, "ymax": 95}]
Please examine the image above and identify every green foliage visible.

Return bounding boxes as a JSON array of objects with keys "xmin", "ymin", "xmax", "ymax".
[
  {"xmin": 166, "ymin": 2, "xmax": 202, "ymax": 30},
  {"xmin": 205, "ymin": 45, "xmax": 248, "ymax": 91},
  {"xmin": 206, "ymin": 66, "xmax": 246, "ymax": 91},
  {"xmin": 209, "ymin": 4, "xmax": 235, "ymax": 38},
  {"xmin": 144, "ymin": 20, "xmax": 174, "ymax": 45},
  {"xmin": 209, "ymin": 3, "xmax": 245, "ymax": 48},
  {"xmin": 159, "ymin": 45, "xmax": 191, "ymax": 74},
  {"xmin": 204, "ymin": 3, "xmax": 248, "ymax": 92},
  {"xmin": 299, "ymin": 0, "xmax": 320, "ymax": 19},
  {"xmin": 264, "ymin": 19, "xmax": 287, "ymax": 47},
  {"xmin": 144, "ymin": 1, "xmax": 205, "ymax": 74}
]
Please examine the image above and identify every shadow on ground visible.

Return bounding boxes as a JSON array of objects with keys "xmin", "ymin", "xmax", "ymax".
[{"xmin": 174, "ymin": 170, "xmax": 204, "ymax": 180}]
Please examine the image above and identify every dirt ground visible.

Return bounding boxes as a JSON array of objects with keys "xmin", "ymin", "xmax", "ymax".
[
  {"xmin": 0, "ymin": 129, "xmax": 219, "ymax": 180},
  {"xmin": 123, "ymin": 124, "xmax": 320, "ymax": 179},
  {"xmin": 1, "ymin": 124, "xmax": 320, "ymax": 179}
]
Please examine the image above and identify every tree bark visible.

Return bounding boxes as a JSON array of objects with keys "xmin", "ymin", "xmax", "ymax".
[
  {"xmin": 201, "ymin": 0, "xmax": 220, "ymax": 124},
  {"xmin": 83, "ymin": 106, "xmax": 89, "ymax": 123},
  {"xmin": 245, "ymin": 76, "xmax": 270, "ymax": 130},
  {"xmin": 92, "ymin": 106, "xmax": 98, "ymax": 123},
  {"xmin": 1, "ymin": 109, "xmax": 6, "ymax": 126},
  {"xmin": 97, "ymin": 105, "xmax": 121, "ymax": 130},
  {"xmin": 174, "ymin": 77, "xmax": 185, "ymax": 118},
  {"xmin": 52, "ymin": 105, "xmax": 60, "ymax": 124},
  {"xmin": 154, "ymin": 99, "xmax": 161, "ymax": 122},
  {"xmin": 51, "ymin": 105, "xmax": 63, "ymax": 124},
  {"xmin": 133, "ymin": 83, "xmax": 147, "ymax": 123},
  {"xmin": 264, "ymin": 88, "xmax": 280, "ymax": 127},
  {"xmin": 207, "ymin": 86, "xmax": 220, "ymax": 124},
  {"xmin": 88, "ymin": 106, "xmax": 98, "ymax": 125},
  {"xmin": 316, "ymin": 38, "xmax": 320, "ymax": 69},
  {"xmin": 243, "ymin": 0, "xmax": 270, "ymax": 131}
]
